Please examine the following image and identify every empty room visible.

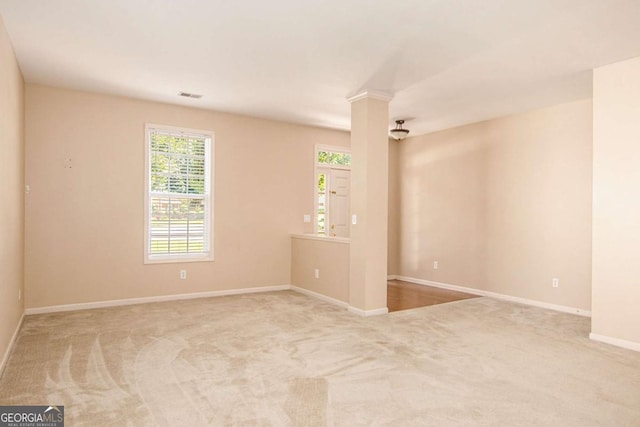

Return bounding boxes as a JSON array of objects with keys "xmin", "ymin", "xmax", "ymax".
[{"xmin": 1, "ymin": 1, "xmax": 639, "ymax": 425}]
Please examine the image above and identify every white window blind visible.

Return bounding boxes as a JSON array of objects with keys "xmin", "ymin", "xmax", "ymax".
[{"xmin": 145, "ymin": 125, "xmax": 213, "ymax": 263}]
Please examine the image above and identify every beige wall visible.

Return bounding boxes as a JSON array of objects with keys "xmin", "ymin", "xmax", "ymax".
[
  {"xmin": 592, "ymin": 56, "xmax": 640, "ymax": 344},
  {"xmin": 290, "ymin": 237, "xmax": 350, "ymax": 303},
  {"xmin": 24, "ymin": 85, "xmax": 349, "ymax": 308},
  {"xmin": 397, "ymin": 99, "xmax": 593, "ymax": 310},
  {"xmin": 0, "ymin": 16, "xmax": 25, "ymax": 367},
  {"xmin": 387, "ymin": 140, "xmax": 400, "ymax": 276}
]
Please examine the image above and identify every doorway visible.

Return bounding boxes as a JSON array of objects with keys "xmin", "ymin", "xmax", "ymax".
[{"xmin": 315, "ymin": 146, "xmax": 351, "ymax": 237}]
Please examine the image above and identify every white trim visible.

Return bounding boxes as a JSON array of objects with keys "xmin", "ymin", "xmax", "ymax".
[
  {"xmin": 290, "ymin": 233, "xmax": 350, "ymax": 244},
  {"xmin": 318, "ymin": 163, "xmax": 351, "ymax": 171},
  {"xmin": 22, "ymin": 284, "xmax": 387, "ymax": 319},
  {"xmin": 22, "ymin": 283, "xmax": 387, "ymax": 319},
  {"xmin": 394, "ymin": 275, "xmax": 591, "ymax": 317},
  {"xmin": 289, "ymin": 286, "xmax": 388, "ymax": 317},
  {"xmin": 315, "ymin": 144, "xmax": 350, "ymax": 154},
  {"xmin": 387, "ymin": 275, "xmax": 397, "ymax": 280},
  {"xmin": 290, "ymin": 286, "xmax": 348, "ymax": 308},
  {"xmin": 347, "ymin": 90, "xmax": 394, "ymax": 103},
  {"xmin": 394, "ymin": 276, "xmax": 485, "ymax": 296},
  {"xmin": 24, "ymin": 285, "xmax": 290, "ymax": 315},
  {"xmin": 347, "ymin": 306, "xmax": 389, "ymax": 317},
  {"xmin": 0, "ymin": 312, "xmax": 24, "ymax": 377},
  {"xmin": 589, "ymin": 333, "xmax": 640, "ymax": 352}
]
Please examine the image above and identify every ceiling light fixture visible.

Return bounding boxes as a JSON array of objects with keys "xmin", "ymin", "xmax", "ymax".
[{"xmin": 390, "ymin": 119, "xmax": 410, "ymax": 140}]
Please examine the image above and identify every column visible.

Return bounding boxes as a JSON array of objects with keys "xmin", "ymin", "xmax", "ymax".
[{"xmin": 347, "ymin": 90, "xmax": 392, "ymax": 315}]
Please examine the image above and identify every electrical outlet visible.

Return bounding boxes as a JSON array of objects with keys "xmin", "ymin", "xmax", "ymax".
[
  {"xmin": 303, "ymin": 214, "xmax": 311, "ymax": 223},
  {"xmin": 314, "ymin": 269, "xmax": 320, "ymax": 279},
  {"xmin": 180, "ymin": 270, "xmax": 187, "ymax": 280},
  {"xmin": 433, "ymin": 261, "xmax": 439, "ymax": 270},
  {"xmin": 552, "ymin": 278, "xmax": 559, "ymax": 288}
]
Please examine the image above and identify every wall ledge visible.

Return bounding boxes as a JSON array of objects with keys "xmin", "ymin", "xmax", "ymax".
[{"xmin": 290, "ymin": 233, "xmax": 350, "ymax": 244}]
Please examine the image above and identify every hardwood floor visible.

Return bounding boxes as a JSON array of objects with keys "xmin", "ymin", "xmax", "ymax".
[{"xmin": 387, "ymin": 279, "xmax": 480, "ymax": 312}]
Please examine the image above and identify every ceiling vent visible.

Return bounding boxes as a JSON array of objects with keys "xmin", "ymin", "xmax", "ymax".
[{"xmin": 178, "ymin": 92, "xmax": 203, "ymax": 99}]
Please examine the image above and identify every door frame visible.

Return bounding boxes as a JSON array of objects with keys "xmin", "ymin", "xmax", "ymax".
[{"xmin": 313, "ymin": 144, "xmax": 351, "ymax": 235}]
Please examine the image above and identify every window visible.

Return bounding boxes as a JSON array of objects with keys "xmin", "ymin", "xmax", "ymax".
[
  {"xmin": 317, "ymin": 172, "xmax": 327, "ymax": 234},
  {"xmin": 145, "ymin": 124, "xmax": 213, "ymax": 263},
  {"xmin": 317, "ymin": 150, "xmax": 351, "ymax": 166},
  {"xmin": 314, "ymin": 145, "xmax": 351, "ymax": 237}
]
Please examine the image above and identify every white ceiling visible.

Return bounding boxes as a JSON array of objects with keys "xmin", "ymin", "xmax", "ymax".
[{"xmin": 1, "ymin": 0, "xmax": 640, "ymax": 136}]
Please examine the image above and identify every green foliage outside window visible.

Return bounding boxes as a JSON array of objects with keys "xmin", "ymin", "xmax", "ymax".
[
  {"xmin": 317, "ymin": 150, "xmax": 351, "ymax": 166},
  {"xmin": 149, "ymin": 131, "xmax": 209, "ymax": 255},
  {"xmin": 150, "ymin": 133, "xmax": 206, "ymax": 195},
  {"xmin": 318, "ymin": 173, "xmax": 326, "ymax": 192}
]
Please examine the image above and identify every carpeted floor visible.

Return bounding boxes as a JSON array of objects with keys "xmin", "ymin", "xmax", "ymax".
[{"xmin": 1, "ymin": 291, "xmax": 639, "ymax": 426}]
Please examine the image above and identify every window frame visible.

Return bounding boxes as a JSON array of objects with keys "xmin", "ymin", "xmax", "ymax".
[
  {"xmin": 313, "ymin": 144, "xmax": 351, "ymax": 235},
  {"xmin": 144, "ymin": 123, "xmax": 215, "ymax": 264}
]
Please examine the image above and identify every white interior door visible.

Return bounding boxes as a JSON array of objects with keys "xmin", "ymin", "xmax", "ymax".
[{"xmin": 329, "ymin": 169, "xmax": 350, "ymax": 237}]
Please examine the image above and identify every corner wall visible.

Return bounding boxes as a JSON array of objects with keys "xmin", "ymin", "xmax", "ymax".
[
  {"xmin": 0, "ymin": 16, "xmax": 25, "ymax": 370},
  {"xmin": 24, "ymin": 85, "xmax": 349, "ymax": 309},
  {"xmin": 592, "ymin": 56, "xmax": 640, "ymax": 347},
  {"xmin": 387, "ymin": 140, "xmax": 400, "ymax": 276},
  {"xmin": 397, "ymin": 99, "xmax": 593, "ymax": 310}
]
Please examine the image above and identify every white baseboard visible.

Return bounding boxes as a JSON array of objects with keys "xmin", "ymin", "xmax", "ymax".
[
  {"xmin": 24, "ymin": 285, "xmax": 291, "ymax": 315},
  {"xmin": 24, "ymin": 282, "xmax": 390, "ymax": 319},
  {"xmin": 289, "ymin": 286, "xmax": 388, "ymax": 317},
  {"xmin": 347, "ymin": 306, "xmax": 389, "ymax": 317},
  {"xmin": 0, "ymin": 312, "xmax": 24, "ymax": 378},
  {"xmin": 387, "ymin": 275, "xmax": 397, "ymax": 280},
  {"xmin": 394, "ymin": 275, "xmax": 591, "ymax": 317},
  {"xmin": 589, "ymin": 333, "xmax": 640, "ymax": 352},
  {"xmin": 395, "ymin": 276, "xmax": 484, "ymax": 296},
  {"xmin": 290, "ymin": 286, "xmax": 348, "ymax": 309}
]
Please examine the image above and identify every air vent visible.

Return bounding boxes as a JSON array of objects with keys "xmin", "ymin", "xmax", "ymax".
[{"xmin": 178, "ymin": 92, "xmax": 203, "ymax": 99}]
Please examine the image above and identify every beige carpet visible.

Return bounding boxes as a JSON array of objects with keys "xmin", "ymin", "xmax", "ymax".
[{"xmin": 1, "ymin": 291, "xmax": 639, "ymax": 426}]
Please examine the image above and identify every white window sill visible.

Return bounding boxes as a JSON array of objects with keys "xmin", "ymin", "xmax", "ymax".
[{"xmin": 144, "ymin": 254, "xmax": 214, "ymax": 264}]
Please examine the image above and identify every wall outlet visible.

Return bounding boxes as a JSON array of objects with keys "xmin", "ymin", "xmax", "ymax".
[
  {"xmin": 303, "ymin": 214, "xmax": 311, "ymax": 223},
  {"xmin": 552, "ymin": 278, "xmax": 559, "ymax": 288},
  {"xmin": 433, "ymin": 261, "xmax": 439, "ymax": 270},
  {"xmin": 314, "ymin": 269, "xmax": 320, "ymax": 279},
  {"xmin": 180, "ymin": 270, "xmax": 187, "ymax": 280}
]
